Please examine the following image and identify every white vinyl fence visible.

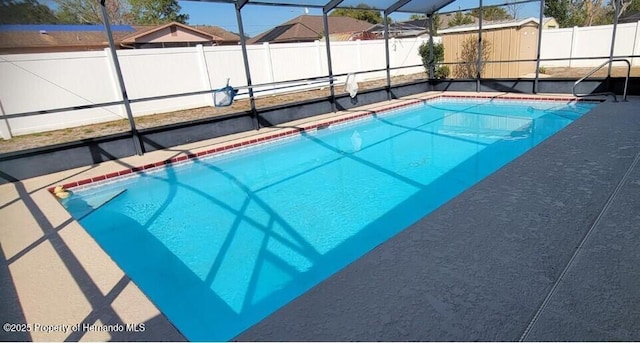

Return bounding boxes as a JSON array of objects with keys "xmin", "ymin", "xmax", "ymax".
[
  {"xmin": 3, "ymin": 21, "xmax": 638, "ymax": 139},
  {"xmin": 0, "ymin": 37, "xmax": 431, "ymax": 138},
  {"xmin": 540, "ymin": 20, "xmax": 640, "ymax": 68}
]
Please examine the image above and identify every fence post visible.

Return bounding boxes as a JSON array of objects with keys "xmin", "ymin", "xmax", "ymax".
[
  {"xmin": 315, "ymin": 40, "xmax": 323, "ymax": 76},
  {"xmin": 632, "ymin": 20, "xmax": 640, "ymax": 66},
  {"xmin": 356, "ymin": 39, "xmax": 363, "ymax": 72},
  {"xmin": 195, "ymin": 44, "xmax": 215, "ymax": 106},
  {"xmin": 0, "ymin": 99, "xmax": 13, "ymax": 140},
  {"xmin": 263, "ymin": 42, "xmax": 276, "ymax": 95},
  {"xmin": 569, "ymin": 26, "xmax": 578, "ymax": 68}
]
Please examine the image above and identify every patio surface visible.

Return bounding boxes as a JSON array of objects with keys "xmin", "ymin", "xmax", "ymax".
[
  {"xmin": 239, "ymin": 95, "xmax": 640, "ymax": 341},
  {"xmin": 0, "ymin": 91, "xmax": 638, "ymax": 341}
]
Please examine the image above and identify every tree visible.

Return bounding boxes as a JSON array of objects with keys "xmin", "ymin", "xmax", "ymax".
[
  {"xmin": 55, "ymin": 0, "xmax": 130, "ymax": 24},
  {"xmin": 448, "ymin": 11, "xmax": 474, "ymax": 27},
  {"xmin": 582, "ymin": 0, "xmax": 607, "ymax": 25},
  {"xmin": 470, "ymin": 6, "xmax": 512, "ymax": 20},
  {"xmin": 544, "ymin": 0, "xmax": 570, "ymax": 27},
  {"xmin": 418, "ymin": 42, "xmax": 449, "ymax": 78},
  {"xmin": 599, "ymin": 0, "xmax": 640, "ymax": 21},
  {"xmin": 128, "ymin": 0, "xmax": 188, "ymax": 24},
  {"xmin": 0, "ymin": 0, "xmax": 60, "ymax": 24},
  {"xmin": 505, "ymin": 2, "xmax": 523, "ymax": 18},
  {"xmin": 544, "ymin": 0, "xmax": 596, "ymax": 27},
  {"xmin": 330, "ymin": 3, "xmax": 384, "ymax": 25},
  {"xmin": 544, "ymin": 0, "xmax": 620, "ymax": 27},
  {"xmin": 453, "ymin": 36, "xmax": 492, "ymax": 78},
  {"xmin": 618, "ymin": 0, "xmax": 640, "ymax": 16},
  {"xmin": 430, "ymin": 13, "xmax": 442, "ymax": 33}
]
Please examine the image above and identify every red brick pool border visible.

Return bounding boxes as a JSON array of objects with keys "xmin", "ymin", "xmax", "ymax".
[{"xmin": 49, "ymin": 94, "xmax": 600, "ymax": 193}]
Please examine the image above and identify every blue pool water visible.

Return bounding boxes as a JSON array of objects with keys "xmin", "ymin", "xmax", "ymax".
[{"xmin": 65, "ymin": 98, "xmax": 596, "ymax": 341}]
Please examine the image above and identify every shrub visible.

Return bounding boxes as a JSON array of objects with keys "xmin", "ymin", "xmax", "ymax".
[
  {"xmin": 418, "ymin": 42, "xmax": 448, "ymax": 79},
  {"xmin": 435, "ymin": 65, "xmax": 450, "ymax": 78},
  {"xmin": 452, "ymin": 36, "xmax": 492, "ymax": 79}
]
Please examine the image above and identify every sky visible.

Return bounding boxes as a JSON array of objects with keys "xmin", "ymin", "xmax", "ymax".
[
  {"xmin": 181, "ymin": 0, "xmax": 542, "ymax": 37},
  {"xmin": 39, "ymin": 0, "xmax": 542, "ymax": 37}
]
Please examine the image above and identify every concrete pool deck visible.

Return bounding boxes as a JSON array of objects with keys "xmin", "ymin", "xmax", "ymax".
[{"xmin": 1, "ymin": 91, "xmax": 638, "ymax": 341}]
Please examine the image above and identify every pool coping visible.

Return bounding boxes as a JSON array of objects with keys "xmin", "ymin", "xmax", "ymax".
[{"xmin": 48, "ymin": 92, "xmax": 601, "ymax": 194}]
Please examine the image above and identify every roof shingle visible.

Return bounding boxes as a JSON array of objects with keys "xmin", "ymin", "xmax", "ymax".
[
  {"xmin": 0, "ymin": 22, "xmax": 240, "ymax": 53},
  {"xmin": 248, "ymin": 15, "xmax": 372, "ymax": 44}
]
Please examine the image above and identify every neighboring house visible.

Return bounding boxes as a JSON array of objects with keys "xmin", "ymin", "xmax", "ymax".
[
  {"xmin": 365, "ymin": 22, "xmax": 428, "ymax": 38},
  {"xmin": 193, "ymin": 25, "xmax": 242, "ymax": 44},
  {"xmin": 404, "ymin": 16, "xmax": 557, "ymax": 32},
  {"xmin": 120, "ymin": 22, "xmax": 238, "ymax": 48},
  {"xmin": 0, "ymin": 22, "xmax": 240, "ymax": 54},
  {"xmin": 248, "ymin": 15, "xmax": 372, "ymax": 44},
  {"xmin": 0, "ymin": 24, "xmax": 134, "ymax": 54},
  {"xmin": 438, "ymin": 17, "xmax": 540, "ymax": 78},
  {"xmin": 404, "ymin": 13, "xmax": 480, "ymax": 32},
  {"xmin": 543, "ymin": 17, "xmax": 559, "ymax": 29}
]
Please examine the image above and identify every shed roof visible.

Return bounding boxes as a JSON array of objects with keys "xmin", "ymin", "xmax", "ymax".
[{"xmin": 438, "ymin": 17, "xmax": 539, "ymax": 34}]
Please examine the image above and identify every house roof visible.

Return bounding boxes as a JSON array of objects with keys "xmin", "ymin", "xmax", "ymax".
[
  {"xmin": 119, "ymin": 22, "xmax": 224, "ymax": 44},
  {"xmin": 438, "ymin": 17, "xmax": 539, "ymax": 34},
  {"xmin": 247, "ymin": 15, "xmax": 372, "ymax": 44},
  {"xmin": 366, "ymin": 22, "xmax": 428, "ymax": 37},
  {"xmin": 0, "ymin": 23, "xmax": 240, "ymax": 53},
  {"xmin": 192, "ymin": 25, "xmax": 241, "ymax": 42},
  {"xmin": 404, "ymin": 13, "xmax": 480, "ymax": 30},
  {"xmin": 0, "ymin": 26, "xmax": 132, "ymax": 51},
  {"xmin": 0, "ymin": 24, "xmax": 135, "ymax": 32},
  {"xmin": 123, "ymin": 23, "xmax": 239, "ymax": 44}
]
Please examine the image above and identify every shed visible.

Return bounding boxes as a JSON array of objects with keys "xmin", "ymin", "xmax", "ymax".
[{"xmin": 438, "ymin": 17, "xmax": 540, "ymax": 78}]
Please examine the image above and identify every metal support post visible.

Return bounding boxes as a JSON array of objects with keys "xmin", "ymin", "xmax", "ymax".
[
  {"xmin": 384, "ymin": 14, "xmax": 392, "ymax": 100},
  {"xmin": 608, "ymin": 0, "xmax": 621, "ymax": 77},
  {"xmin": 534, "ymin": 0, "xmax": 545, "ymax": 93},
  {"xmin": 322, "ymin": 12, "xmax": 337, "ymax": 111},
  {"xmin": 428, "ymin": 14, "xmax": 435, "ymax": 79},
  {"xmin": 100, "ymin": 0, "xmax": 142, "ymax": 155},
  {"xmin": 476, "ymin": 0, "xmax": 483, "ymax": 92},
  {"xmin": 235, "ymin": 2, "xmax": 259, "ymax": 129}
]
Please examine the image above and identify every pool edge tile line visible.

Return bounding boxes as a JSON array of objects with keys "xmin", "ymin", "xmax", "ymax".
[{"xmin": 48, "ymin": 94, "xmax": 597, "ymax": 194}]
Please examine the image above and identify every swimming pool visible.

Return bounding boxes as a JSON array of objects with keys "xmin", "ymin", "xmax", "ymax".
[{"xmin": 63, "ymin": 97, "xmax": 596, "ymax": 341}]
